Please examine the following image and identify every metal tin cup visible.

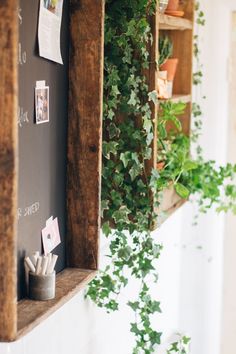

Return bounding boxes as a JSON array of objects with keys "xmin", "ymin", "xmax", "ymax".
[{"xmin": 29, "ymin": 271, "xmax": 56, "ymax": 301}]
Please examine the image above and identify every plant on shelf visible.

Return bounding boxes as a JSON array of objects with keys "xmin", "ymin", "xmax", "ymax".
[
  {"xmin": 156, "ymin": 100, "xmax": 236, "ymax": 217},
  {"xmin": 159, "ymin": 35, "xmax": 178, "ymax": 98},
  {"xmin": 87, "ymin": 1, "xmax": 236, "ymax": 354},
  {"xmin": 159, "ymin": 0, "xmax": 170, "ymax": 14},
  {"xmin": 158, "ymin": 35, "xmax": 173, "ymax": 66}
]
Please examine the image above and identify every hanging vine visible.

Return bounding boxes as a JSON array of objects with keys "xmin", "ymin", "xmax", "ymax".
[{"xmin": 87, "ymin": 1, "xmax": 236, "ymax": 353}]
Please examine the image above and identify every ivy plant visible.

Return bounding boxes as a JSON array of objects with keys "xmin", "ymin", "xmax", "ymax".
[{"xmin": 86, "ymin": 1, "xmax": 236, "ymax": 354}]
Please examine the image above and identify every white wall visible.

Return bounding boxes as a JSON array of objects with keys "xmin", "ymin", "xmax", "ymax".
[
  {"xmin": 221, "ymin": 7, "xmax": 236, "ymax": 354},
  {"xmin": 0, "ymin": 1, "xmax": 235, "ymax": 353}
]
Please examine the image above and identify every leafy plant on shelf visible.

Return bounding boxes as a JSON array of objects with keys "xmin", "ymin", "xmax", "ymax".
[
  {"xmin": 158, "ymin": 35, "xmax": 173, "ymax": 66},
  {"xmin": 156, "ymin": 101, "xmax": 236, "ymax": 216},
  {"xmin": 86, "ymin": 1, "xmax": 236, "ymax": 354}
]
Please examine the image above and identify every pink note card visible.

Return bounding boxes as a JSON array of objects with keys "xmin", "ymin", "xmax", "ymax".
[{"xmin": 42, "ymin": 217, "xmax": 61, "ymax": 254}]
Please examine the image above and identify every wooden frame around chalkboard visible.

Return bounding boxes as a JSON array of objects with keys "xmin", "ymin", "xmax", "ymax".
[{"xmin": 0, "ymin": 0, "xmax": 104, "ymax": 342}]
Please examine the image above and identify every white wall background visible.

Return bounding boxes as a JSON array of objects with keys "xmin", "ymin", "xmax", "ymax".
[{"xmin": 1, "ymin": 1, "xmax": 236, "ymax": 353}]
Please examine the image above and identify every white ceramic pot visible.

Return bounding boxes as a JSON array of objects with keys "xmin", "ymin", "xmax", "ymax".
[{"xmin": 159, "ymin": 0, "xmax": 169, "ymax": 13}]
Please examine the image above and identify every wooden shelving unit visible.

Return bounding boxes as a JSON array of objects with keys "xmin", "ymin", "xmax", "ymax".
[
  {"xmin": 17, "ymin": 269, "xmax": 95, "ymax": 339},
  {"xmin": 150, "ymin": 1, "xmax": 195, "ymax": 228},
  {"xmin": 0, "ymin": 0, "xmax": 104, "ymax": 342}
]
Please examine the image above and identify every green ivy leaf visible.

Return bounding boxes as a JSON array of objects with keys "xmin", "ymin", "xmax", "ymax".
[
  {"xmin": 120, "ymin": 152, "xmax": 131, "ymax": 168},
  {"xmin": 128, "ymin": 90, "xmax": 137, "ymax": 106},
  {"xmin": 143, "ymin": 117, "xmax": 152, "ymax": 134},
  {"xmin": 128, "ymin": 301, "xmax": 139, "ymax": 311},
  {"xmin": 103, "ymin": 141, "xmax": 118, "ymax": 159},
  {"xmin": 174, "ymin": 183, "xmax": 190, "ymax": 199},
  {"xmin": 118, "ymin": 246, "xmax": 132, "ymax": 261},
  {"xmin": 113, "ymin": 206, "xmax": 131, "ymax": 224},
  {"xmin": 108, "ymin": 123, "xmax": 120, "ymax": 139},
  {"xmin": 148, "ymin": 90, "xmax": 158, "ymax": 104},
  {"xmin": 101, "ymin": 200, "xmax": 109, "ymax": 218},
  {"xmin": 183, "ymin": 160, "xmax": 199, "ymax": 171},
  {"xmin": 102, "ymin": 222, "xmax": 111, "ymax": 237},
  {"xmin": 129, "ymin": 164, "xmax": 141, "ymax": 181},
  {"xmin": 149, "ymin": 331, "xmax": 162, "ymax": 345},
  {"xmin": 183, "ymin": 336, "xmax": 191, "ymax": 345}
]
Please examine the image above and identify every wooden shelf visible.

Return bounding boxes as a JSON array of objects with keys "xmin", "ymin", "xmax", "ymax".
[
  {"xmin": 159, "ymin": 14, "xmax": 193, "ymax": 30},
  {"xmin": 0, "ymin": 0, "xmax": 104, "ymax": 342},
  {"xmin": 157, "ymin": 185, "xmax": 187, "ymax": 225},
  {"xmin": 160, "ymin": 94, "xmax": 192, "ymax": 104},
  {"xmin": 17, "ymin": 268, "xmax": 96, "ymax": 341}
]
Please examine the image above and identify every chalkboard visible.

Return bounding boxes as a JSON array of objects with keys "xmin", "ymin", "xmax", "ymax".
[{"xmin": 17, "ymin": 0, "xmax": 70, "ymax": 299}]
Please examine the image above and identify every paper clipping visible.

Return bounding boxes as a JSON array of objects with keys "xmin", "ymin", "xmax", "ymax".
[{"xmin": 38, "ymin": 0, "xmax": 64, "ymax": 64}]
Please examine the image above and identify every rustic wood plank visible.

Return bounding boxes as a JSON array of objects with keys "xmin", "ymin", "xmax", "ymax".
[
  {"xmin": 145, "ymin": 8, "xmax": 158, "ymax": 176},
  {"xmin": 155, "ymin": 2, "xmax": 194, "ymax": 226},
  {"xmin": 167, "ymin": 1, "xmax": 194, "ymax": 96},
  {"xmin": 159, "ymin": 14, "xmax": 193, "ymax": 30},
  {"xmin": 160, "ymin": 94, "xmax": 192, "ymax": 104},
  {"xmin": 156, "ymin": 185, "xmax": 186, "ymax": 226},
  {"xmin": 0, "ymin": 1, "xmax": 18, "ymax": 342},
  {"xmin": 67, "ymin": 0, "xmax": 104, "ymax": 269},
  {"xmin": 158, "ymin": 185, "xmax": 183, "ymax": 212},
  {"xmin": 17, "ymin": 268, "xmax": 96, "ymax": 340}
]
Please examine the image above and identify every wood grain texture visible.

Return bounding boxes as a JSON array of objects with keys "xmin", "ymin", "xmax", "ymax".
[
  {"xmin": 17, "ymin": 268, "xmax": 96, "ymax": 340},
  {"xmin": 0, "ymin": 0, "xmax": 18, "ymax": 342},
  {"xmin": 159, "ymin": 94, "xmax": 192, "ymax": 104},
  {"xmin": 67, "ymin": 0, "xmax": 104, "ymax": 270},
  {"xmin": 145, "ymin": 9, "xmax": 158, "ymax": 175},
  {"xmin": 159, "ymin": 14, "xmax": 193, "ymax": 30},
  {"xmin": 155, "ymin": 2, "xmax": 194, "ymax": 226},
  {"xmin": 158, "ymin": 184, "xmax": 184, "ymax": 212},
  {"xmin": 167, "ymin": 1, "xmax": 194, "ymax": 96}
]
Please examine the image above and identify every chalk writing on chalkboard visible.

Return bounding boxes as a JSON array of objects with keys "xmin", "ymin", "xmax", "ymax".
[
  {"xmin": 18, "ymin": 43, "xmax": 27, "ymax": 66},
  {"xmin": 18, "ymin": 106, "xmax": 29, "ymax": 127},
  {"xmin": 18, "ymin": 7, "xmax": 23, "ymax": 25},
  {"xmin": 18, "ymin": 202, "xmax": 40, "ymax": 221}
]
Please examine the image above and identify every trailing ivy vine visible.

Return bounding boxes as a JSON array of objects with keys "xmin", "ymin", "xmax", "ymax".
[
  {"xmin": 87, "ymin": 1, "xmax": 236, "ymax": 353},
  {"xmin": 87, "ymin": 2, "xmax": 164, "ymax": 353}
]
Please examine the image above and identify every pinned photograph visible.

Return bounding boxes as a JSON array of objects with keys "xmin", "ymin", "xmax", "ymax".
[
  {"xmin": 35, "ymin": 86, "xmax": 49, "ymax": 124},
  {"xmin": 43, "ymin": 0, "xmax": 62, "ymax": 17}
]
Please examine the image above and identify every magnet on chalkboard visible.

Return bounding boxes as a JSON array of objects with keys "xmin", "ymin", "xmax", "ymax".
[{"xmin": 35, "ymin": 80, "xmax": 50, "ymax": 124}]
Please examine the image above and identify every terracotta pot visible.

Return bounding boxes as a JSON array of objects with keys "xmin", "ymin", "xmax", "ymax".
[
  {"xmin": 157, "ymin": 162, "xmax": 165, "ymax": 171},
  {"xmin": 160, "ymin": 58, "xmax": 179, "ymax": 82},
  {"xmin": 166, "ymin": 0, "xmax": 179, "ymax": 11}
]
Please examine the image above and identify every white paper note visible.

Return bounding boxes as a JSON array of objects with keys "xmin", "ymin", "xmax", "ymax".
[{"xmin": 38, "ymin": 0, "xmax": 64, "ymax": 64}]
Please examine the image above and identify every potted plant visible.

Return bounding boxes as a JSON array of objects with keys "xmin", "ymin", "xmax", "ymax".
[
  {"xmin": 165, "ymin": 0, "xmax": 179, "ymax": 11},
  {"xmin": 159, "ymin": 36, "xmax": 178, "ymax": 97},
  {"xmin": 158, "ymin": 35, "xmax": 173, "ymax": 67},
  {"xmin": 159, "ymin": 0, "xmax": 169, "ymax": 14}
]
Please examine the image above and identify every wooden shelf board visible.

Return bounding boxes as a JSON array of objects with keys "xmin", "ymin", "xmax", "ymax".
[
  {"xmin": 159, "ymin": 14, "xmax": 193, "ymax": 30},
  {"xmin": 16, "ymin": 268, "xmax": 96, "ymax": 341},
  {"xmin": 152, "ymin": 185, "xmax": 187, "ymax": 229},
  {"xmin": 160, "ymin": 94, "xmax": 191, "ymax": 104}
]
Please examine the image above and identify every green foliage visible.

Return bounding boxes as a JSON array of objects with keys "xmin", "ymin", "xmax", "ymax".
[
  {"xmin": 87, "ymin": 1, "xmax": 236, "ymax": 354},
  {"xmin": 87, "ymin": 1, "xmax": 163, "ymax": 353},
  {"xmin": 167, "ymin": 335, "xmax": 191, "ymax": 353},
  {"xmin": 158, "ymin": 35, "xmax": 173, "ymax": 66}
]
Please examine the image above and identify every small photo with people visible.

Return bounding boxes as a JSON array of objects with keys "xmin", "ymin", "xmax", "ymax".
[{"xmin": 35, "ymin": 87, "xmax": 49, "ymax": 124}]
